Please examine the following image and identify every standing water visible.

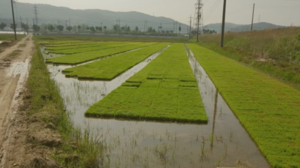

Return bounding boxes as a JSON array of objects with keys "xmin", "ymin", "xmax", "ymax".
[{"xmin": 42, "ymin": 45, "xmax": 269, "ymax": 168}]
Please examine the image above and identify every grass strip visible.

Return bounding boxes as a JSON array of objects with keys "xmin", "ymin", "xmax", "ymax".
[
  {"xmin": 85, "ymin": 43, "xmax": 208, "ymax": 123},
  {"xmin": 62, "ymin": 43, "xmax": 169, "ymax": 80},
  {"xmin": 48, "ymin": 42, "xmax": 135, "ymax": 55},
  {"xmin": 0, "ymin": 34, "xmax": 25, "ymax": 41},
  {"xmin": 45, "ymin": 42, "xmax": 105, "ymax": 51},
  {"xmin": 188, "ymin": 43, "xmax": 300, "ymax": 168},
  {"xmin": 45, "ymin": 42, "xmax": 154, "ymax": 65},
  {"xmin": 25, "ymin": 39, "xmax": 104, "ymax": 167}
]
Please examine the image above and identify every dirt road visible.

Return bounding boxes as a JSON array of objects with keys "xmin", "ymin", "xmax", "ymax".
[{"xmin": 0, "ymin": 34, "xmax": 34, "ymax": 168}]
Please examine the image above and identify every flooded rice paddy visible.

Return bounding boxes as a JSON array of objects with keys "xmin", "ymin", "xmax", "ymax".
[{"xmin": 42, "ymin": 46, "xmax": 269, "ymax": 168}]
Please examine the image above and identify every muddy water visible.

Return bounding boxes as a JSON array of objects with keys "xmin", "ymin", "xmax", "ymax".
[{"xmin": 44, "ymin": 46, "xmax": 269, "ymax": 168}]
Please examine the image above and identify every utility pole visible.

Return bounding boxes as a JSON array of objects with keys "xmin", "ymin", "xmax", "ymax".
[
  {"xmin": 173, "ymin": 22, "xmax": 175, "ymax": 33},
  {"xmin": 34, "ymin": 4, "xmax": 38, "ymax": 25},
  {"xmin": 189, "ymin": 16, "xmax": 192, "ymax": 39},
  {"xmin": 10, "ymin": 0, "xmax": 17, "ymax": 40},
  {"xmin": 220, "ymin": 0, "xmax": 227, "ymax": 47},
  {"xmin": 194, "ymin": 0, "xmax": 203, "ymax": 42},
  {"xmin": 251, "ymin": 3, "xmax": 255, "ymax": 31},
  {"xmin": 20, "ymin": 16, "xmax": 22, "ymax": 31},
  {"xmin": 69, "ymin": 18, "xmax": 71, "ymax": 27}
]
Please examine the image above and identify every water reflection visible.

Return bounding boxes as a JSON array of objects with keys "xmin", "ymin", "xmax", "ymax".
[{"xmin": 42, "ymin": 45, "xmax": 269, "ymax": 168}]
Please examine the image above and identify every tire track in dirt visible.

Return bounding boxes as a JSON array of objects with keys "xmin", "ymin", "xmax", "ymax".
[{"xmin": 0, "ymin": 34, "xmax": 34, "ymax": 168}]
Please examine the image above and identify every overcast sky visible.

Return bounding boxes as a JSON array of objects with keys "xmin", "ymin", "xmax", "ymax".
[{"xmin": 16, "ymin": 0, "xmax": 300, "ymax": 26}]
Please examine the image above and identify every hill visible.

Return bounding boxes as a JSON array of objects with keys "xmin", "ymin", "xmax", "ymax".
[
  {"xmin": 204, "ymin": 22, "xmax": 285, "ymax": 33},
  {"xmin": 0, "ymin": 1, "xmax": 188, "ymax": 33}
]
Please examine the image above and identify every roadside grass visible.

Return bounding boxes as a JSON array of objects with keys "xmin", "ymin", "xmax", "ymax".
[
  {"xmin": 86, "ymin": 43, "xmax": 208, "ymax": 123},
  {"xmin": 45, "ymin": 42, "xmax": 155, "ymax": 65},
  {"xmin": 63, "ymin": 43, "xmax": 169, "ymax": 80},
  {"xmin": 46, "ymin": 42, "xmax": 136, "ymax": 55},
  {"xmin": 0, "ymin": 34, "xmax": 25, "ymax": 41},
  {"xmin": 196, "ymin": 27, "xmax": 300, "ymax": 90},
  {"xmin": 18, "ymin": 43, "xmax": 26, "ymax": 48},
  {"xmin": 0, "ymin": 34, "xmax": 26, "ymax": 52},
  {"xmin": 8, "ymin": 49, "xmax": 22, "ymax": 57},
  {"xmin": 188, "ymin": 43, "xmax": 300, "ymax": 168},
  {"xmin": 26, "ymin": 39, "xmax": 104, "ymax": 167}
]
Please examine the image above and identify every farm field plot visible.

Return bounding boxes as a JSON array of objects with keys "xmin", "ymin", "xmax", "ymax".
[
  {"xmin": 46, "ymin": 42, "xmax": 134, "ymax": 54},
  {"xmin": 45, "ymin": 42, "xmax": 154, "ymax": 65},
  {"xmin": 40, "ymin": 40, "xmax": 89, "ymax": 47},
  {"xmin": 62, "ymin": 43, "xmax": 169, "ymax": 80},
  {"xmin": 188, "ymin": 44, "xmax": 300, "ymax": 168},
  {"xmin": 86, "ymin": 43, "xmax": 208, "ymax": 123}
]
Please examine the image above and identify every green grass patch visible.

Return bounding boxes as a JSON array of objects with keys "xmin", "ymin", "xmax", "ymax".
[
  {"xmin": 45, "ymin": 42, "xmax": 105, "ymax": 52},
  {"xmin": 188, "ymin": 43, "xmax": 300, "ymax": 168},
  {"xmin": 196, "ymin": 28, "xmax": 300, "ymax": 90},
  {"xmin": 85, "ymin": 43, "xmax": 208, "ymax": 123},
  {"xmin": 27, "ymin": 39, "xmax": 104, "ymax": 167},
  {"xmin": 45, "ymin": 42, "xmax": 154, "ymax": 65},
  {"xmin": 46, "ymin": 42, "xmax": 136, "ymax": 55},
  {"xmin": 62, "ymin": 43, "xmax": 169, "ymax": 80},
  {"xmin": 0, "ymin": 34, "xmax": 25, "ymax": 41}
]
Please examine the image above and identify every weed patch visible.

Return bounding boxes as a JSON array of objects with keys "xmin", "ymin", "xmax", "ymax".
[{"xmin": 25, "ymin": 39, "xmax": 104, "ymax": 167}]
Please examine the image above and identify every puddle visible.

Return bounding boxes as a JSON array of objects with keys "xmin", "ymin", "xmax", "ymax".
[
  {"xmin": 3, "ymin": 57, "xmax": 31, "ymax": 114},
  {"xmin": 45, "ymin": 45, "xmax": 269, "ymax": 168}
]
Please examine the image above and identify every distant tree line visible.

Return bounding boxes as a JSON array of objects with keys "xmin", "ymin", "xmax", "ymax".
[{"xmin": 0, "ymin": 22, "xmax": 185, "ymax": 36}]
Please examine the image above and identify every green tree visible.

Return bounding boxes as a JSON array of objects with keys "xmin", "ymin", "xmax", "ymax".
[
  {"xmin": 33, "ymin": 24, "xmax": 40, "ymax": 32},
  {"xmin": 10, "ymin": 23, "xmax": 16, "ymax": 30},
  {"xmin": 21, "ymin": 23, "xmax": 29, "ymax": 32},
  {"xmin": 147, "ymin": 27, "xmax": 156, "ymax": 33},
  {"xmin": 135, "ymin": 26, "xmax": 139, "ymax": 32},
  {"xmin": 48, "ymin": 24, "xmax": 55, "ymax": 32},
  {"xmin": 67, "ymin": 26, "xmax": 72, "ymax": 32},
  {"xmin": 90, "ymin": 26, "xmax": 95, "ymax": 33},
  {"xmin": 179, "ymin": 26, "xmax": 181, "ymax": 34},
  {"xmin": 103, "ymin": 26, "xmax": 107, "ymax": 31},
  {"xmin": 57, "ymin": 25, "xmax": 64, "ymax": 32},
  {"xmin": 0, "ymin": 22, "xmax": 6, "ymax": 30},
  {"xmin": 113, "ymin": 24, "xmax": 120, "ymax": 32}
]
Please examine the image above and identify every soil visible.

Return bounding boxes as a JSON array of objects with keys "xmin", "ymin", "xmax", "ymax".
[{"xmin": 0, "ymin": 35, "xmax": 62, "ymax": 168}]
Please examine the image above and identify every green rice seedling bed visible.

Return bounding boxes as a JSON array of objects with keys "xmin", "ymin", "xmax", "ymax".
[
  {"xmin": 62, "ymin": 43, "xmax": 169, "ymax": 80},
  {"xmin": 85, "ymin": 43, "xmax": 208, "ymax": 123},
  {"xmin": 45, "ymin": 42, "xmax": 106, "ymax": 52},
  {"xmin": 187, "ymin": 44, "xmax": 300, "ymax": 168},
  {"xmin": 48, "ymin": 42, "xmax": 135, "ymax": 55},
  {"xmin": 40, "ymin": 40, "xmax": 89, "ymax": 46},
  {"xmin": 45, "ymin": 42, "xmax": 154, "ymax": 65}
]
